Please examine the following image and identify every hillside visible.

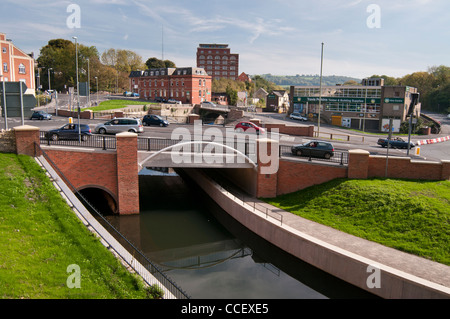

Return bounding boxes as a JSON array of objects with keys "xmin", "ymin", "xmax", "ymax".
[{"xmin": 258, "ymin": 74, "xmax": 362, "ymax": 86}]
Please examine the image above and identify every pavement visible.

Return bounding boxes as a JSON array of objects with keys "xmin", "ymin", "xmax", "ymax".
[{"xmin": 215, "ymin": 173, "xmax": 450, "ymax": 298}]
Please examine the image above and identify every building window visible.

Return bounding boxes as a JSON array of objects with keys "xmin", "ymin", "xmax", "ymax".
[
  {"xmin": 199, "ymin": 79, "xmax": 202, "ymax": 86},
  {"xmin": 2, "ymin": 47, "xmax": 6, "ymax": 53},
  {"xmin": 3, "ymin": 63, "xmax": 7, "ymax": 72}
]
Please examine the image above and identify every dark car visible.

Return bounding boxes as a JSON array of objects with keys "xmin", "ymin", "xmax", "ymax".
[
  {"xmin": 291, "ymin": 141, "xmax": 334, "ymax": 159},
  {"xmin": 142, "ymin": 114, "xmax": 169, "ymax": 127},
  {"xmin": 30, "ymin": 110, "xmax": 52, "ymax": 120},
  {"xmin": 234, "ymin": 121, "xmax": 265, "ymax": 135},
  {"xmin": 377, "ymin": 137, "xmax": 415, "ymax": 149},
  {"xmin": 45, "ymin": 124, "xmax": 92, "ymax": 141},
  {"xmin": 154, "ymin": 97, "xmax": 167, "ymax": 103}
]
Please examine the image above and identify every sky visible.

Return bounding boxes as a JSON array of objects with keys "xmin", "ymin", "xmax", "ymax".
[{"xmin": 1, "ymin": 0, "xmax": 449, "ymax": 80}]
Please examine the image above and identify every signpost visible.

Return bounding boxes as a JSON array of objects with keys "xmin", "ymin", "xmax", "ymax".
[{"xmin": 0, "ymin": 81, "xmax": 36, "ymax": 128}]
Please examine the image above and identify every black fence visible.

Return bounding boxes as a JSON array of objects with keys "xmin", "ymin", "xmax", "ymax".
[
  {"xmin": 279, "ymin": 144, "xmax": 349, "ymax": 165},
  {"xmin": 39, "ymin": 131, "xmax": 348, "ymax": 166},
  {"xmin": 40, "ymin": 131, "xmax": 117, "ymax": 150}
]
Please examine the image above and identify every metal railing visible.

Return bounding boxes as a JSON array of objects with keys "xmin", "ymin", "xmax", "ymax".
[
  {"xmin": 35, "ymin": 143, "xmax": 189, "ymax": 299},
  {"xmin": 279, "ymin": 144, "xmax": 349, "ymax": 165},
  {"xmin": 137, "ymin": 136, "xmax": 257, "ymax": 158},
  {"xmin": 40, "ymin": 131, "xmax": 117, "ymax": 150}
]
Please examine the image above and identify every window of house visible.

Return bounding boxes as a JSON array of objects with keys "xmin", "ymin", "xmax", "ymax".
[
  {"xmin": 3, "ymin": 63, "xmax": 7, "ymax": 72},
  {"xmin": 2, "ymin": 47, "xmax": 6, "ymax": 53}
]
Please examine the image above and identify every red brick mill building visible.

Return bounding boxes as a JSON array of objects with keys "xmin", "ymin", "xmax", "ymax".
[{"xmin": 129, "ymin": 67, "xmax": 212, "ymax": 105}]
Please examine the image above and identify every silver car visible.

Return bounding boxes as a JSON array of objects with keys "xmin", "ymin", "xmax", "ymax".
[{"xmin": 95, "ymin": 118, "xmax": 144, "ymax": 134}]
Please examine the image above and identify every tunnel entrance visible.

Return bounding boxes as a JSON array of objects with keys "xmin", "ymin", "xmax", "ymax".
[{"xmin": 77, "ymin": 187, "xmax": 118, "ymax": 215}]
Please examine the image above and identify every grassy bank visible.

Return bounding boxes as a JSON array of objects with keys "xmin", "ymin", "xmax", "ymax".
[
  {"xmin": 83, "ymin": 99, "xmax": 154, "ymax": 112},
  {"xmin": 0, "ymin": 153, "xmax": 155, "ymax": 299},
  {"xmin": 264, "ymin": 178, "xmax": 450, "ymax": 266}
]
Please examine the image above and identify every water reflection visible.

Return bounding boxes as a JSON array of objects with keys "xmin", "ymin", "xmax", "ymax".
[{"xmin": 105, "ymin": 168, "xmax": 376, "ymax": 299}]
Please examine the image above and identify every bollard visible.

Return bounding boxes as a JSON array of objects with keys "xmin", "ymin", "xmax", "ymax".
[{"xmin": 415, "ymin": 147, "xmax": 420, "ymax": 156}]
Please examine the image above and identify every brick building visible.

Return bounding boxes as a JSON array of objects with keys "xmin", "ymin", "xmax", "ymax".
[
  {"xmin": 289, "ymin": 78, "xmax": 421, "ymax": 132},
  {"xmin": 0, "ymin": 33, "xmax": 35, "ymax": 92},
  {"xmin": 129, "ymin": 67, "xmax": 212, "ymax": 105},
  {"xmin": 196, "ymin": 44, "xmax": 239, "ymax": 81}
]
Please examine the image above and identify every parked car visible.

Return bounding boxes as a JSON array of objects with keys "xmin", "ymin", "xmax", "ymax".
[
  {"xmin": 45, "ymin": 124, "xmax": 91, "ymax": 141},
  {"xmin": 142, "ymin": 114, "xmax": 169, "ymax": 127},
  {"xmin": 201, "ymin": 101, "xmax": 217, "ymax": 108},
  {"xmin": 377, "ymin": 137, "xmax": 415, "ymax": 149},
  {"xmin": 94, "ymin": 118, "xmax": 144, "ymax": 134},
  {"xmin": 30, "ymin": 110, "xmax": 52, "ymax": 120},
  {"xmin": 289, "ymin": 113, "xmax": 308, "ymax": 121},
  {"xmin": 291, "ymin": 141, "xmax": 335, "ymax": 159},
  {"xmin": 154, "ymin": 97, "xmax": 167, "ymax": 103},
  {"xmin": 167, "ymin": 99, "xmax": 182, "ymax": 104},
  {"xmin": 234, "ymin": 121, "xmax": 266, "ymax": 135}
]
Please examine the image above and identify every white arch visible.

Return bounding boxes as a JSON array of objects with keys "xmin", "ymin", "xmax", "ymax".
[{"xmin": 138, "ymin": 141, "xmax": 257, "ymax": 169}]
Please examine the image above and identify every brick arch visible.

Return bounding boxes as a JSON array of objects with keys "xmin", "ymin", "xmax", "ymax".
[{"xmin": 77, "ymin": 184, "xmax": 118, "ymax": 214}]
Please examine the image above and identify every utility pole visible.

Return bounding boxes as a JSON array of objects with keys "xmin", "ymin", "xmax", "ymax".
[
  {"xmin": 318, "ymin": 42, "xmax": 324, "ymax": 137},
  {"xmin": 73, "ymin": 36, "xmax": 81, "ymax": 143}
]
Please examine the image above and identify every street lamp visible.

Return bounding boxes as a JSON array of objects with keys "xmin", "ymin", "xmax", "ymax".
[
  {"xmin": 48, "ymin": 67, "xmax": 52, "ymax": 92},
  {"xmin": 95, "ymin": 76, "xmax": 98, "ymax": 105},
  {"xmin": 0, "ymin": 74, "xmax": 7, "ymax": 130},
  {"xmin": 318, "ymin": 42, "xmax": 324, "ymax": 137},
  {"xmin": 72, "ymin": 36, "xmax": 81, "ymax": 143}
]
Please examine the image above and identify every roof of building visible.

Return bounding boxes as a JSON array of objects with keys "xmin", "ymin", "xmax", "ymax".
[{"xmin": 129, "ymin": 67, "xmax": 209, "ymax": 78}]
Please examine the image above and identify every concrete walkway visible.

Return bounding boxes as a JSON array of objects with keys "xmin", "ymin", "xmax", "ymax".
[{"xmin": 212, "ymin": 171, "xmax": 450, "ymax": 298}]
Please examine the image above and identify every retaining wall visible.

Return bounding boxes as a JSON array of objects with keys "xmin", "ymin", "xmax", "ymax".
[{"xmin": 182, "ymin": 168, "xmax": 450, "ymax": 299}]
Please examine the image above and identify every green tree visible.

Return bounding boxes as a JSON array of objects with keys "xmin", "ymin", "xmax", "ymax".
[{"xmin": 145, "ymin": 57, "xmax": 176, "ymax": 69}]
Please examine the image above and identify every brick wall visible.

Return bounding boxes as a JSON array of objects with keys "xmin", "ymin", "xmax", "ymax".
[
  {"xmin": 249, "ymin": 119, "xmax": 314, "ymax": 137},
  {"xmin": 116, "ymin": 132, "xmax": 140, "ymax": 215},
  {"xmin": 44, "ymin": 148, "xmax": 119, "ymax": 206},
  {"xmin": 276, "ymin": 159, "xmax": 348, "ymax": 196},
  {"xmin": 57, "ymin": 109, "xmax": 93, "ymax": 119},
  {"xmin": 0, "ymin": 130, "xmax": 16, "ymax": 153},
  {"xmin": 14, "ymin": 125, "xmax": 40, "ymax": 156}
]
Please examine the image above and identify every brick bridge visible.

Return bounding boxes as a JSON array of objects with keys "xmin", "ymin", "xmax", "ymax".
[{"xmin": 10, "ymin": 125, "xmax": 450, "ymax": 215}]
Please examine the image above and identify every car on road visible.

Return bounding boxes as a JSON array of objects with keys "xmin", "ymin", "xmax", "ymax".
[
  {"xmin": 30, "ymin": 110, "xmax": 52, "ymax": 120},
  {"xmin": 95, "ymin": 118, "xmax": 144, "ymax": 134},
  {"xmin": 142, "ymin": 114, "xmax": 169, "ymax": 127},
  {"xmin": 289, "ymin": 113, "xmax": 308, "ymax": 121},
  {"xmin": 154, "ymin": 97, "xmax": 167, "ymax": 103},
  {"xmin": 234, "ymin": 121, "xmax": 265, "ymax": 135},
  {"xmin": 291, "ymin": 141, "xmax": 335, "ymax": 159},
  {"xmin": 167, "ymin": 99, "xmax": 182, "ymax": 104},
  {"xmin": 45, "ymin": 124, "xmax": 92, "ymax": 141},
  {"xmin": 377, "ymin": 137, "xmax": 415, "ymax": 149}
]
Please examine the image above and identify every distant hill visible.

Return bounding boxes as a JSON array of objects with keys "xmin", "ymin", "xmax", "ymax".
[{"xmin": 257, "ymin": 74, "xmax": 362, "ymax": 87}]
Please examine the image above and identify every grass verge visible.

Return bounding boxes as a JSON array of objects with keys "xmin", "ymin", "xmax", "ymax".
[
  {"xmin": 263, "ymin": 178, "xmax": 450, "ymax": 266},
  {"xmin": 83, "ymin": 99, "xmax": 155, "ymax": 112},
  {"xmin": 0, "ymin": 153, "xmax": 155, "ymax": 299}
]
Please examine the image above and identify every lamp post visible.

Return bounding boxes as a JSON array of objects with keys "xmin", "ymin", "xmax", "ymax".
[
  {"xmin": 318, "ymin": 42, "xmax": 324, "ymax": 137},
  {"xmin": 95, "ymin": 76, "xmax": 98, "ymax": 105},
  {"xmin": 48, "ymin": 67, "xmax": 52, "ymax": 92},
  {"xmin": 0, "ymin": 74, "xmax": 7, "ymax": 130},
  {"xmin": 72, "ymin": 36, "xmax": 81, "ymax": 143},
  {"xmin": 87, "ymin": 58, "xmax": 90, "ymax": 107}
]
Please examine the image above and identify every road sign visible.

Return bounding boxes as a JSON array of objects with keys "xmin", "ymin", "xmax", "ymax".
[{"xmin": 0, "ymin": 81, "xmax": 36, "ymax": 120}]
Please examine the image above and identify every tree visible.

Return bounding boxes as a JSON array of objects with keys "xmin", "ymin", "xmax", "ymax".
[{"xmin": 145, "ymin": 57, "xmax": 176, "ymax": 69}]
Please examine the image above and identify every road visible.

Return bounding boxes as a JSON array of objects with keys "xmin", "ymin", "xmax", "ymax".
[{"xmin": 1, "ymin": 109, "xmax": 449, "ymax": 162}]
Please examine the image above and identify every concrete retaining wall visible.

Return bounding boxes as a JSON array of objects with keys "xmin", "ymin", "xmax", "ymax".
[{"xmin": 182, "ymin": 168, "xmax": 450, "ymax": 299}]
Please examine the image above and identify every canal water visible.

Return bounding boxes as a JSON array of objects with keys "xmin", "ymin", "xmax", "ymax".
[{"xmin": 104, "ymin": 168, "xmax": 376, "ymax": 299}]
